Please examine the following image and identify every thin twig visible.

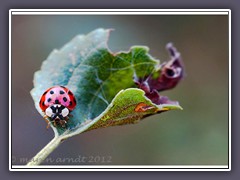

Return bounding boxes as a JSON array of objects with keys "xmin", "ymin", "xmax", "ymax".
[{"xmin": 26, "ymin": 136, "xmax": 62, "ymax": 166}]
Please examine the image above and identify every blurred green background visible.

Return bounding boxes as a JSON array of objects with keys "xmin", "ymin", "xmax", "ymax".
[{"xmin": 12, "ymin": 15, "xmax": 229, "ymax": 165}]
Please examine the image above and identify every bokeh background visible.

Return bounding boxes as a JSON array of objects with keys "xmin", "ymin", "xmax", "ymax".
[{"xmin": 12, "ymin": 14, "xmax": 229, "ymax": 165}]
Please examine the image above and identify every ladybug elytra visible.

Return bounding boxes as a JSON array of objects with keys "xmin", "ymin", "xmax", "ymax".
[{"xmin": 39, "ymin": 86, "xmax": 77, "ymax": 128}]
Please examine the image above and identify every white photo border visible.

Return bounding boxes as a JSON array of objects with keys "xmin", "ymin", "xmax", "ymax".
[{"xmin": 9, "ymin": 9, "xmax": 231, "ymax": 171}]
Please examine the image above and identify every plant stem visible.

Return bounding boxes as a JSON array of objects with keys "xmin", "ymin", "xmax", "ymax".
[
  {"xmin": 26, "ymin": 136, "xmax": 62, "ymax": 166},
  {"xmin": 25, "ymin": 122, "xmax": 89, "ymax": 166}
]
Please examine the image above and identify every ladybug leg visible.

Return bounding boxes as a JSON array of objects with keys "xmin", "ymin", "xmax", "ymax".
[
  {"xmin": 59, "ymin": 117, "xmax": 69, "ymax": 128},
  {"xmin": 43, "ymin": 115, "xmax": 48, "ymax": 121},
  {"xmin": 53, "ymin": 120, "xmax": 57, "ymax": 127},
  {"xmin": 63, "ymin": 117, "xmax": 68, "ymax": 126},
  {"xmin": 59, "ymin": 120, "xmax": 67, "ymax": 128},
  {"xmin": 63, "ymin": 121, "xmax": 67, "ymax": 127},
  {"xmin": 46, "ymin": 122, "xmax": 50, "ymax": 129},
  {"xmin": 63, "ymin": 121, "xmax": 67, "ymax": 128},
  {"xmin": 43, "ymin": 115, "xmax": 50, "ymax": 129},
  {"xmin": 68, "ymin": 113, "xmax": 73, "ymax": 117},
  {"xmin": 65, "ymin": 116, "xmax": 69, "ymax": 121}
]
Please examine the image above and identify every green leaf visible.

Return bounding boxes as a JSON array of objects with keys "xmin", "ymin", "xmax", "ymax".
[
  {"xmin": 83, "ymin": 88, "xmax": 182, "ymax": 132},
  {"xmin": 30, "ymin": 28, "xmax": 182, "ymax": 138}
]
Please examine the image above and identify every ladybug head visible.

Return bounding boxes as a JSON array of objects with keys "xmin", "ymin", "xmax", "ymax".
[{"xmin": 45, "ymin": 104, "xmax": 69, "ymax": 120}]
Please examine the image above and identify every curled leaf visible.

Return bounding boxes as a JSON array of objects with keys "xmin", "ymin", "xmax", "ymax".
[
  {"xmin": 62, "ymin": 88, "xmax": 182, "ymax": 137},
  {"xmin": 148, "ymin": 43, "xmax": 184, "ymax": 91},
  {"xmin": 134, "ymin": 43, "xmax": 184, "ymax": 105},
  {"xmin": 30, "ymin": 28, "xmax": 183, "ymax": 139}
]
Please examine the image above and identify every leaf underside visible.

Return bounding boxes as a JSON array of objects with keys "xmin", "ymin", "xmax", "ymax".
[{"xmin": 30, "ymin": 28, "xmax": 182, "ymax": 137}]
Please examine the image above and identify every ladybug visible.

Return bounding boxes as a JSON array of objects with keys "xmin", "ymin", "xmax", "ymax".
[{"xmin": 39, "ymin": 85, "xmax": 77, "ymax": 128}]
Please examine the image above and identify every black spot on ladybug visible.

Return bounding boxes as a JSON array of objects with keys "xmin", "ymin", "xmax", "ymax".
[
  {"xmin": 69, "ymin": 101, "xmax": 73, "ymax": 106},
  {"xmin": 43, "ymin": 91, "xmax": 47, "ymax": 95},
  {"xmin": 73, "ymin": 98, "xmax": 76, "ymax": 104},
  {"xmin": 47, "ymin": 98, "xmax": 51, "ymax": 102},
  {"xmin": 63, "ymin": 97, "xmax": 67, "ymax": 102},
  {"xmin": 50, "ymin": 90, "xmax": 54, "ymax": 94},
  {"xmin": 68, "ymin": 91, "xmax": 73, "ymax": 95},
  {"xmin": 55, "ymin": 99, "xmax": 59, "ymax": 104},
  {"xmin": 60, "ymin": 90, "xmax": 65, "ymax": 94},
  {"xmin": 60, "ymin": 85, "xmax": 65, "ymax": 88},
  {"xmin": 42, "ymin": 101, "xmax": 45, "ymax": 106}
]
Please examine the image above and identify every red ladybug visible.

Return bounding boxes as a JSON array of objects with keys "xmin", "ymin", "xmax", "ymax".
[{"xmin": 39, "ymin": 86, "xmax": 77, "ymax": 128}]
